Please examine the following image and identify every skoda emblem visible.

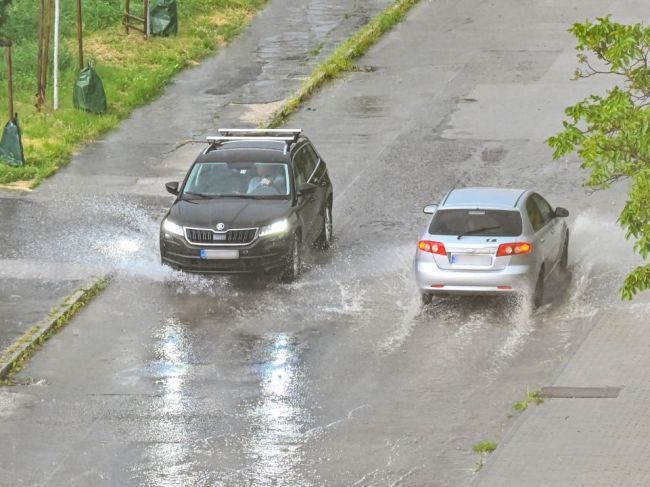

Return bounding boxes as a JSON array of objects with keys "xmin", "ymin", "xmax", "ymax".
[{"xmin": 216, "ymin": 222, "xmax": 226, "ymax": 231}]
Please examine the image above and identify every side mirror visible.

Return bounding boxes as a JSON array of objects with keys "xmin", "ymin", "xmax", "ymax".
[
  {"xmin": 297, "ymin": 182, "xmax": 318, "ymax": 196},
  {"xmin": 423, "ymin": 203, "xmax": 438, "ymax": 214},
  {"xmin": 165, "ymin": 181, "xmax": 180, "ymax": 195},
  {"xmin": 554, "ymin": 207, "xmax": 569, "ymax": 218}
]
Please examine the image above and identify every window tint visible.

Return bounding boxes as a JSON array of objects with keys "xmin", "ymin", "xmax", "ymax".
[
  {"xmin": 429, "ymin": 209, "xmax": 523, "ymax": 237},
  {"xmin": 183, "ymin": 162, "xmax": 289, "ymax": 198},
  {"xmin": 532, "ymin": 194, "xmax": 554, "ymax": 224},
  {"xmin": 526, "ymin": 197, "xmax": 545, "ymax": 232},
  {"xmin": 293, "ymin": 146, "xmax": 314, "ymax": 185}
]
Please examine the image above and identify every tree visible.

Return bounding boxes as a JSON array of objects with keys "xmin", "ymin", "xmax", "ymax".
[{"xmin": 548, "ymin": 16, "xmax": 650, "ymax": 299}]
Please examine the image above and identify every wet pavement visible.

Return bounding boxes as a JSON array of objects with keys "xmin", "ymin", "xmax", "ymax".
[{"xmin": 1, "ymin": 0, "xmax": 649, "ymax": 486}]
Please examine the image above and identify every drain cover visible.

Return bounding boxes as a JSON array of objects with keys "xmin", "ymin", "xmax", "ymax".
[{"xmin": 540, "ymin": 386, "xmax": 622, "ymax": 399}]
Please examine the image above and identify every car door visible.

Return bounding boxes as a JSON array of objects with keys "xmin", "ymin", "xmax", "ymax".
[
  {"xmin": 531, "ymin": 193, "xmax": 563, "ymax": 269},
  {"xmin": 292, "ymin": 144, "xmax": 320, "ymax": 243},
  {"xmin": 303, "ymin": 143, "xmax": 328, "ymax": 233},
  {"xmin": 525, "ymin": 195, "xmax": 554, "ymax": 271}
]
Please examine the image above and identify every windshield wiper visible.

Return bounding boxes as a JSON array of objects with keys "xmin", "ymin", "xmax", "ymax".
[
  {"xmin": 183, "ymin": 191, "xmax": 216, "ymax": 199},
  {"xmin": 457, "ymin": 226, "xmax": 501, "ymax": 239}
]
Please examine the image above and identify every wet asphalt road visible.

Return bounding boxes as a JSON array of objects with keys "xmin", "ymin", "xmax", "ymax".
[{"xmin": 2, "ymin": 0, "xmax": 650, "ymax": 486}]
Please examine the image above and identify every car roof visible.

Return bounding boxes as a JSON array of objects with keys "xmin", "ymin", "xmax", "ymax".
[
  {"xmin": 441, "ymin": 187, "xmax": 526, "ymax": 209},
  {"xmin": 196, "ymin": 139, "xmax": 293, "ymax": 163}
]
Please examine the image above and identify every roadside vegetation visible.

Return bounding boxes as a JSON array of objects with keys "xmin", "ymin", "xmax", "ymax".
[
  {"xmin": 264, "ymin": 0, "xmax": 421, "ymax": 128},
  {"xmin": 512, "ymin": 388, "xmax": 544, "ymax": 412},
  {"xmin": 548, "ymin": 16, "xmax": 650, "ymax": 298},
  {"xmin": 472, "ymin": 440, "xmax": 497, "ymax": 472},
  {"xmin": 0, "ymin": 0, "xmax": 266, "ymax": 186}
]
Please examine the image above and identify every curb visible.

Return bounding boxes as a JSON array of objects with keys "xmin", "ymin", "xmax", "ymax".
[{"xmin": 0, "ymin": 275, "xmax": 111, "ymax": 381}]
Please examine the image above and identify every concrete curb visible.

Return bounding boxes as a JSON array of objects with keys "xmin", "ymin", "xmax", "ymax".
[{"xmin": 0, "ymin": 275, "xmax": 111, "ymax": 381}]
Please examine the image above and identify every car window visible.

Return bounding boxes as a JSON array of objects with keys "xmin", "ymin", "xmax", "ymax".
[
  {"xmin": 532, "ymin": 194, "xmax": 554, "ymax": 224},
  {"xmin": 429, "ymin": 209, "xmax": 522, "ymax": 237},
  {"xmin": 293, "ymin": 146, "xmax": 313, "ymax": 185},
  {"xmin": 526, "ymin": 197, "xmax": 545, "ymax": 232},
  {"xmin": 183, "ymin": 162, "xmax": 289, "ymax": 199}
]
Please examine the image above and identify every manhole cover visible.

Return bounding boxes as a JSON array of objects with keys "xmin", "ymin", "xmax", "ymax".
[{"xmin": 540, "ymin": 386, "xmax": 622, "ymax": 399}]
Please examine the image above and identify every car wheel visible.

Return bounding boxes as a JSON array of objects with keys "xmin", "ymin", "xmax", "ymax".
[
  {"xmin": 281, "ymin": 233, "xmax": 302, "ymax": 283},
  {"xmin": 533, "ymin": 269, "xmax": 545, "ymax": 308},
  {"xmin": 315, "ymin": 203, "xmax": 333, "ymax": 250},
  {"xmin": 421, "ymin": 292, "xmax": 433, "ymax": 305},
  {"xmin": 560, "ymin": 232, "xmax": 569, "ymax": 272}
]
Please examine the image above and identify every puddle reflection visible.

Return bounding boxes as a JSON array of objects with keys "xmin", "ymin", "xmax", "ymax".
[{"xmin": 243, "ymin": 333, "xmax": 311, "ymax": 486}]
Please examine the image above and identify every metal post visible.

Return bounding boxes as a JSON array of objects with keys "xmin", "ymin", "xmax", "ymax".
[
  {"xmin": 6, "ymin": 43, "xmax": 13, "ymax": 121},
  {"xmin": 36, "ymin": 0, "xmax": 45, "ymax": 109},
  {"xmin": 76, "ymin": 0, "xmax": 84, "ymax": 71}
]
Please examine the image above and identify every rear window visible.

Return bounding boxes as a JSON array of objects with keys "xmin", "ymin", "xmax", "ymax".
[{"xmin": 429, "ymin": 209, "xmax": 522, "ymax": 237}]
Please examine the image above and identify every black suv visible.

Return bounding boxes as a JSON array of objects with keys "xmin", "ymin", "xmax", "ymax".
[{"xmin": 160, "ymin": 129, "xmax": 333, "ymax": 281}]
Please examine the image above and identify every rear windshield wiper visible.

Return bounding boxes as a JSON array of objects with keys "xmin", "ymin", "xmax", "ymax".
[{"xmin": 457, "ymin": 226, "xmax": 501, "ymax": 239}]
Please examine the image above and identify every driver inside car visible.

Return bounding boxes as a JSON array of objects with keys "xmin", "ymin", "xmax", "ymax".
[{"xmin": 247, "ymin": 163, "xmax": 285, "ymax": 195}]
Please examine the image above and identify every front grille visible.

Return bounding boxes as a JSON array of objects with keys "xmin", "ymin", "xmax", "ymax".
[{"xmin": 186, "ymin": 228, "xmax": 256, "ymax": 245}]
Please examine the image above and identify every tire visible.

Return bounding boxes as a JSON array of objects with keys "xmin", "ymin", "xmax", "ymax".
[
  {"xmin": 533, "ymin": 269, "xmax": 545, "ymax": 308},
  {"xmin": 315, "ymin": 202, "xmax": 333, "ymax": 250},
  {"xmin": 281, "ymin": 233, "xmax": 302, "ymax": 283},
  {"xmin": 560, "ymin": 232, "xmax": 569, "ymax": 272},
  {"xmin": 421, "ymin": 292, "xmax": 433, "ymax": 305}
]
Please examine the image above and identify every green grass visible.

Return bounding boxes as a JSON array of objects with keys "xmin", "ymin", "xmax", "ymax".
[
  {"xmin": 0, "ymin": 0, "xmax": 267, "ymax": 186},
  {"xmin": 263, "ymin": 0, "xmax": 421, "ymax": 128},
  {"xmin": 512, "ymin": 389, "xmax": 544, "ymax": 412},
  {"xmin": 473, "ymin": 440, "xmax": 497, "ymax": 454}
]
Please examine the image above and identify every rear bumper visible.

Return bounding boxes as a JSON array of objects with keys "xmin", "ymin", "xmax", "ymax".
[
  {"xmin": 415, "ymin": 259, "xmax": 535, "ymax": 295},
  {"xmin": 160, "ymin": 233, "xmax": 291, "ymax": 275}
]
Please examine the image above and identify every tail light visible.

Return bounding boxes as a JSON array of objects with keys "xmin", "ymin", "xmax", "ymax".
[
  {"xmin": 418, "ymin": 240, "xmax": 447, "ymax": 256},
  {"xmin": 496, "ymin": 242, "xmax": 533, "ymax": 257}
]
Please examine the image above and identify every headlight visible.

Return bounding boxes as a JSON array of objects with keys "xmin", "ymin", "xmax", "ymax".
[
  {"xmin": 162, "ymin": 218, "xmax": 184, "ymax": 236},
  {"xmin": 259, "ymin": 218, "xmax": 289, "ymax": 238}
]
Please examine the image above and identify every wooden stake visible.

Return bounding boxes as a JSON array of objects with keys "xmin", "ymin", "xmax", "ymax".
[
  {"xmin": 36, "ymin": 0, "xmax": 45, "ymax": 110},
  {"xmin": 76, "ymin": 0, "xmax": 84, "ymax": 70},
  {"xmin": 144, "ymin": 0, "xmax": 149, "ymax": 39},
  {"xmin": 6, "ymin": 43, "xmax": 13, "ymax": 121},
  {"xmin": 125, "ymin": 0, "xmax": 130, "ymax": 34}
]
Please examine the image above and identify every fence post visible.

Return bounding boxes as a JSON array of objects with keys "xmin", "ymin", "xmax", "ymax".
[
  {"xmin": 76, "ymin": 0, "xmax": 84, "ymax": 70},
  {"xmin": 5, "ymin": 42, "xmax": 13, "ymax": 120}
]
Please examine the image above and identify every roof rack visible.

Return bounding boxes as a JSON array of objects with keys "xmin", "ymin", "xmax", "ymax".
[{"xmin": 217, "ymin": 128, "xmax": 302, "ymax": 142}]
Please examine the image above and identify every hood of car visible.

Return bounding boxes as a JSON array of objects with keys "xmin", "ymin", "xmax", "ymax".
[{"xmin": 168, "ymin": 198, "xmax": 293, "ymax": 230}]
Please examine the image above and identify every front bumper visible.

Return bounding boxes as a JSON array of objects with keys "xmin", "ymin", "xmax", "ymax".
[
  {"xmin": 160, "ymin": 232, "xmax": 291, "ymax": 275},
  {"xmin": 414, "ymin": 259, "xmax": 535, "ymax": 295}
]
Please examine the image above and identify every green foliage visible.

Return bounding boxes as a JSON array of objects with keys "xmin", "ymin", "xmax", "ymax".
[
  {"xmin": 473, "ymin": 440, "xmax": 497, "ymax": 454},
  {"xmin": 0, "ymin": 0, "xmax": 266, "ymax": 185},
  {"xmin": 0, "ymin": 0, "xmax": 11, "ymax": 36},
  {"xmin": 547, "ymin": 16, "xmax": 650, "ymax": 299}
]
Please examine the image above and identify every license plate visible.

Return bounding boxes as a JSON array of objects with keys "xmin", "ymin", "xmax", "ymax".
[
  {"xmin": 213, "ymin": 233, "xmax": 227, "ymax": 241},
  {"xmin": 451, "ymin": 254, "xmax": 491, "ymax": 266},
  {"xmin": 199, "ymin": 249, "xmax": 239, "ymax": 260}
]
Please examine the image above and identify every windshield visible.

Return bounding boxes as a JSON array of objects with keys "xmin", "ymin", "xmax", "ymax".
[
  {"xmin": 429, "ymin": 209, "xmax": 522, "ymax": 237},
  {"xmin": 182, "ymin": 162, "xmax": 290, "ymax": 199}
]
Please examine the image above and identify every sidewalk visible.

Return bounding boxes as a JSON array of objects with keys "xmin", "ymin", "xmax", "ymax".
[{"xmin": 474, "ymin": 300, "xmax": 650, "ymax": 486}]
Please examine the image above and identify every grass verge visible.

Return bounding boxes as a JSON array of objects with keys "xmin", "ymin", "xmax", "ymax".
[
  {"xmin": 0, "ymin": 276, "xmax": 110, "ymax": 384},
  {"xmin": 0, "ymin": 0, "xmax": 267, "ymax": 187},
  {"xmin": 263, "ymin": 0, "xmax": 421, "ymax": 128}
]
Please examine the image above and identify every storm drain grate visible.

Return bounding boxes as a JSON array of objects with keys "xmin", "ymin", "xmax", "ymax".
[{"xmin": 540, "ymin": 386, "xmax": 622, "ymax": 399}]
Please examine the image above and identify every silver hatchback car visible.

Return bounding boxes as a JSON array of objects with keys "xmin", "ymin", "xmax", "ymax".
[{"xmin": 414, "ymin": 187, "xmax": 569, "ymax": 306}]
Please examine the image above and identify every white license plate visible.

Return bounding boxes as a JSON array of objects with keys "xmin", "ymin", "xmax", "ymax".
[
  {"xmin": 200, "ymin": 249, "xmax": 239, "ymax": 260},
  {"xmin": 451, "ymin": 254, "xmax": 492, "ymax": 266}
]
